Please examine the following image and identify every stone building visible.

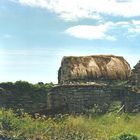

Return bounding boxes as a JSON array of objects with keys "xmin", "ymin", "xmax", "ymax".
[
  {"xmin": 0, "ymin": 55, "xmax": 140, "ymax": 114},
  {"xmin": 47, "ymin": 55, "xmax": 134, "ymax": 114}
]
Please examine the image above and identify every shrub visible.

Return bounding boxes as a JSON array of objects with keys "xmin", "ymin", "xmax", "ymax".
[{"xmin": 110, "ymin": 133, "xmax": 139, "ymax": 140}]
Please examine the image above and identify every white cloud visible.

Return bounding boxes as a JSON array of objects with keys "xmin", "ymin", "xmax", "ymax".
[
  {"xmin": 66, "ymin": 22, "xmax": 116, "ymax": 41},
  {"xmin": 128, "ymin": 20, "xmax": 140, "ymax": 34},
  {"xmin": 12, "ymin": 0, "xmax": 140, "ymax": 21},
  {"xmin": 65, "ymin": 20, "xmax": 140, "ymax": 40},
  {"xmin": 115, "ymin": 20, "xmax": 140, "ymax": 34}
]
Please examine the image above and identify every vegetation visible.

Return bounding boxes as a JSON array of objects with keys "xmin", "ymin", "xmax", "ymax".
[
  {"xmin": 0, "ymin": 81, "xmax": 140, "ymax": 139},
  {"xmin": 0, "ymin": 108, "xmax": 140, "ymax": 140},
  {"xmin": 0, "ymin": 81, "xmax": 54, "ymax": 92},
  {"xmin": 110, "ymin": 133, "xmax": 139, "ymax": 140}
]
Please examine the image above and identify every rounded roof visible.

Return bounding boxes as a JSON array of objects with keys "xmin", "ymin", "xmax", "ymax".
[{"xmin": 58, "ymin": 55, "xmax": 131, "ymax": 83}]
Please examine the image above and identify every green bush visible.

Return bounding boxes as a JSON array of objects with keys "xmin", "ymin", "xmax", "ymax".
[{"xmin": 110, "ymin": 133, "xmax": 139, "ymax": 140}]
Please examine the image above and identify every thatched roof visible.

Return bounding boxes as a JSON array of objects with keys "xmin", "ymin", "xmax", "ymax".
[{"xmin": 58, "ymin": 55, "xmax": 131, "ymax": 84}]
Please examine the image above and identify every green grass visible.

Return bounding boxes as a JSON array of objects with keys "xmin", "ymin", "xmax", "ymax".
[{"xmin": 0, "ymin": 108, "xmax": 140, "ymax": 140}]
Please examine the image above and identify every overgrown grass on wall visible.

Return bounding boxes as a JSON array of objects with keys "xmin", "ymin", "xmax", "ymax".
[
  {"xmin": 0, "ymin": 81, "xmax": 54, "ymax": 92},
  {"xmin": 0, "ymin": 108, "xmax": 140, "ymax": 140}
]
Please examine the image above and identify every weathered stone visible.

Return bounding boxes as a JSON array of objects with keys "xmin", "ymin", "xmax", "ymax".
[
  {"xmin": 47, "ymin": 84, "xmax": 115, "ymax": 114},
  {"xmin": 131, "ymin": 60, "xmax": 140, "ymax": 86},
  {"xmin": 0, "ymin": 87, "xmax": 49, "ymax": 114}
]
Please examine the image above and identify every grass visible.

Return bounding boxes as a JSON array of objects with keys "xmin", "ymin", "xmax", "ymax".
[{"xmin": 0, "ymin": 108, "xmax": 140, "ymax": 140}]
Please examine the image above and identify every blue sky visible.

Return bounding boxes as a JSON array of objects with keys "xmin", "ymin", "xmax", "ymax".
[{"xmin": 0, "ymin": 0, "xmax": 140, "ymax": 83}]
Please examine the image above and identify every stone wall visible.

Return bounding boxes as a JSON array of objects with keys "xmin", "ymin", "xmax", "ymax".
[
  {"xmin": 47, "ymin": 83, "xmax": 140, "ymax": 114},
  {"xmin": 124, "ymin": 86, "xmax": 140, "ymax": 112},
  {"xmin": 47, "ymin": 84, "xmax": 129, "ymax": 114},
  {"xmin": 0, "ymin": 87, "xmax": 49, "ymax": 114},
  {"xmin": 1, "ymin": 83, "xmax": 140, "ymax": 115},
  {"xmin": 131, "ymin": 60, "xmax": 140, "ymax": 86}
]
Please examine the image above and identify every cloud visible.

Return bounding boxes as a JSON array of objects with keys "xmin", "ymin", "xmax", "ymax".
[
  {"xmin": 128, "ymin": 20, "xmax": 140, "ymax": 34},
  {"xmin": 66, "ymin": 22, "xmax": 116, "ymax": 41},
  {"xmin": 12, "ymin": 0, "xmax": 140, "ymax": 21},
  {"xmin": 65, "ymin": 20, "xmax": 140, "ymax": 40}
]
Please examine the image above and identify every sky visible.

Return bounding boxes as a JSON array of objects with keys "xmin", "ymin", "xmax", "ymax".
[{"xmin": 0, "ymin": 0, "xmax": 140, "ymax": 84}]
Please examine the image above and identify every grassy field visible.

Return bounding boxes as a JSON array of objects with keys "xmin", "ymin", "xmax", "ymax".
[{"xmin": 0, "ymin": 108, "xmax": 140, "ymax": 140}]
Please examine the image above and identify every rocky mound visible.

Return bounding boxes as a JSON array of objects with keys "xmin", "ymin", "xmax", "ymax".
[
  {"xmin": 131, "ymin": 60, "xmax": 140, "ymax": 86},
  {"xmin": 58, "ymin": 55, "xmax": 131, "ymax": 84}
]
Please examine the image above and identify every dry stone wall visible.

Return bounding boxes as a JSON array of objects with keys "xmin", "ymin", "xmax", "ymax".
[
  {"xmin": 47, "ymin": 84, "xmax": 140, "ymax": 114},
  {"xmin": 47, "ymin": 84, "xmax": 127, "ymax": 114},
  {"xmin": 0, "ymin": 87, "xmax": 49, "ymax": 114},
  {"xmin": 1, "ymin": 83, "xmax": 140, "ymax": 114}
]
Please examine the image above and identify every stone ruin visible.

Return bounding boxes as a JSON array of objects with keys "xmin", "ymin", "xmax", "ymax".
[
  {"xmin": 0, "ymin": 54, "xmax": 140, "ymax": 115},
  {"xmin": 47, "ymin": 55, "xmax": 140, "ymax": 114},
  {"xmin": 131, "ymin": 60, "xmax": 140, "ymax": 86}
]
